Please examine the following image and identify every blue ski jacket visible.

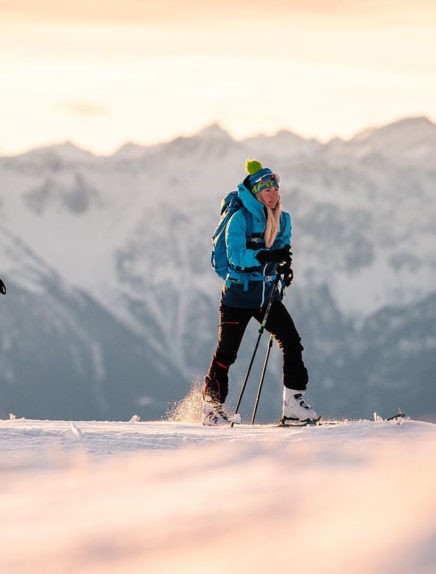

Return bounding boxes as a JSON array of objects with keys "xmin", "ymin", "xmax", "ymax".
[{"xmin": 221, "ymin": 182, "xmax": 291, "ymax": 308}]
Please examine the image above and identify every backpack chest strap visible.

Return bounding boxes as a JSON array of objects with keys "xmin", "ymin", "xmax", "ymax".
[{"xmin": 226, "ymin": 272, "xmax": 278, "ymax": 291}]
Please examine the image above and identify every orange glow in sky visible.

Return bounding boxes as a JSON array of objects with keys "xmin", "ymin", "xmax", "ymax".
[{"xmin": 1, "ymin": 0, "xmax": 435, "ymax": 154}]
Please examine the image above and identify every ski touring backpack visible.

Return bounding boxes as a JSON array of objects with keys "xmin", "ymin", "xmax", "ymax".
[{"xmin": 211, "ymin": 191, "xmax": 245, "ymax": 279}]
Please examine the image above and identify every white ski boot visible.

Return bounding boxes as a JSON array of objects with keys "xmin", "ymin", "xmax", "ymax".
[
  {"xmin": 281, "ymin": 388, "xmax": 318, "ymax": 425},
  {"xmin": 202, "ymin": 396, "xmax": 230, "ymax": 426}
]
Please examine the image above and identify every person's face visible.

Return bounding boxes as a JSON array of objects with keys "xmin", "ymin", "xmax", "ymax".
[{"xmin": 257, "ymin": 187, "xmax": 280, "ymax": 209}]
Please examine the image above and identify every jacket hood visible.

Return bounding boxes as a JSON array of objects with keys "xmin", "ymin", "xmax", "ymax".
[{"xmin": 237, "ymin": 183, "xmax": 266, "ymax": 222}]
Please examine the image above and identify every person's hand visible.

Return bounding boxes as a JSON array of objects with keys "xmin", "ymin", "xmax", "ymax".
[
  {"xmin": 256, "ymin": 245, "xmax": 291, "ymax": 264},
  {"xmin": 278, "ymin": 260, "xmax": 293, "ymax": 286},
  {"xmin": 0, "ymin": 278, "xmax": 6, "ymax": 295}
]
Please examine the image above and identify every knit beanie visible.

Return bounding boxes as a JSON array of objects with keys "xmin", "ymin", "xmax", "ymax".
[{"xmin": 245, "ymin": 159, "xmax": 280, "ymax": 195}]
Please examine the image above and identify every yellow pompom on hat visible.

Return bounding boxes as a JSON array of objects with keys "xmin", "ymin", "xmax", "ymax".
[{"xmin": 245, "ymin": 159, "xmax": 264, "ymax": 175}]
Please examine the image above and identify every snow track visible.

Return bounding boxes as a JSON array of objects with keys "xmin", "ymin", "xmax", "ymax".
[{"xmin": 0, "ymin": 418, "xmax": 435, "ymax": 573}]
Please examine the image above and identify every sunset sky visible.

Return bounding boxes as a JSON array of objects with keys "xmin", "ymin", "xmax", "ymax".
[{"xmin": 1, "ymin": 0, "xmax": 435, "ymax": 155}]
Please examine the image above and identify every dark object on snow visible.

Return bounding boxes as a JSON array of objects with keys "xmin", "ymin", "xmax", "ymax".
[{"xmin": 0, "ymin": 278, "xmax": 6, "ymax": 295}]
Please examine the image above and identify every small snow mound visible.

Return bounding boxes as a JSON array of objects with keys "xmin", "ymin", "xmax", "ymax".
[{"xmin": 167, "ymin": 379, "xmax": 203, "ymax": 423}]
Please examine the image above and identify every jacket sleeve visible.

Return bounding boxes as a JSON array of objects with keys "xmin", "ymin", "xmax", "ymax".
[
  {"xmin": 225, "ymin": 210, "xmax": 261, "ymax": 270},
  {"xmin": 279, "ymin": 212, "xmax": 292, "ymax": 247}
]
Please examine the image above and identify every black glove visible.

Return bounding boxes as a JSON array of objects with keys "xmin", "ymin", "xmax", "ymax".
[
  {"xmin": 278, "ymin": 260, "xmax": 293, "ymax": 286},
  {"xmin": 256, "ymin": 245, "xmax": 291, "ymax": 265},
  {"xmin": 0, "ymin": 278, "xmax": 6, "ymax": 295}
]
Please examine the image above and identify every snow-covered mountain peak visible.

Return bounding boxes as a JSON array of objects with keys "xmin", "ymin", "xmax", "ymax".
[
  {"xmin": 0, "ymin": 140, "xmax": 97, "ymax": 173},
  {"xmin": 322, "ymin": 116, "xmax": 436, "ymax": 166},
  {"xmin": 243, "ymin": 129, "xmax": 321, "ymax": 158},
  {"xmin": 106, "ymin": 125, "xmax": 234, "ymax": 166},
  {"xmin": 112, "ymin": 142, "xmax": 149, "ymax": 160},
  {"xmin": 196, "ymin": 123, "xmax": 233, "ymax": 141},
  {"xmin": 19, "ymin": 141, "xmax": 95, "ymax": 161},
  {"xmin": 351, "ymin": 116, "xmax": 436, "ymax": 145}
]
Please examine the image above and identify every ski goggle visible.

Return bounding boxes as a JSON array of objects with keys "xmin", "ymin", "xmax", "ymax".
[{"xmin": 251, "ymin": 173, "xmax": 280, "ymax": 195}]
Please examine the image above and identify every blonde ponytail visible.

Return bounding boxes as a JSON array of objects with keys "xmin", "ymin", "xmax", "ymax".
[{"xmin": 264, "ymin": 201, "xmax": 281, "ymax": 247}]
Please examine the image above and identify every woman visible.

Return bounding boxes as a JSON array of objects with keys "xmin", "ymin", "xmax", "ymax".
[{"xmin": 203, "ymin": 159, "xmax": 317, "ymax": 425}]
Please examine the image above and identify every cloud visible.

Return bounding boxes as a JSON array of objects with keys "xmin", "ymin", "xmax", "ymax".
[
  {"xmin": 3, "ymin": 1, "xmax": 434, "ymax": 26},
  {"xmin": 0, "ymin": 0, "xmax": 436, "ymax": 31},
  {"xmin": 57, "ymin": 101, "xmax": 110, "ymax": 116}
]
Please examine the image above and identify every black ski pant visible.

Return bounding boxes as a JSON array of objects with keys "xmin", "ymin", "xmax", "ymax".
[{"xmin": 204, "ymin": 301, "xmax": 308, "ymax": 404}]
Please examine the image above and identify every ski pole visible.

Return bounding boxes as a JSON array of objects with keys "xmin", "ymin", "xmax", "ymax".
[
  {"xmin": 250, "ymin": 335, "xmax": 273, "ymax": 424},
  {"xmin": 231, "ymin": 271, "xmax": 280, "ymax": 427},
  {"xmin": 250, "ymin": 284, "xmax": 285, "ymax": 425}
]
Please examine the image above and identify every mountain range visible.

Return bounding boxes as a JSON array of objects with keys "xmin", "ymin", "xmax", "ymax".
[{"xmin": 1, "ymin": 116, "xmax": 435, "ymax": 421}]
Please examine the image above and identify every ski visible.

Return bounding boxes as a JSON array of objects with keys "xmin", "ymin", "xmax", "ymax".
[
  {"xmin": 382, "ymin": 412, "xmax": 408, "ymax": 422},
  {"xmin": 276, "ymin": 417, "xmax": 337, "ymax": 428},
  {"xmin": 221, "ymin": 411, "xmax": 409, "ymax": 428},
  {"xmin": 374, "ymin": 413, "xmax": 410, "ymax": 425},
  {"xmin": 275, "ymin": 412, "xmax": 409, "ymax": 428}
]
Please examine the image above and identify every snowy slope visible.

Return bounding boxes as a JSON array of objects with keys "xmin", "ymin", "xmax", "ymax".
[{"xmin": 0, "ymin": 417, "xmax": 435, "ymax": 574}]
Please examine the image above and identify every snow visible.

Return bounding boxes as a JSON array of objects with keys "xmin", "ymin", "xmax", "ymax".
[{"xmin": 0, "ymin": 416, "xmax": 435, "ymax": 573}]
